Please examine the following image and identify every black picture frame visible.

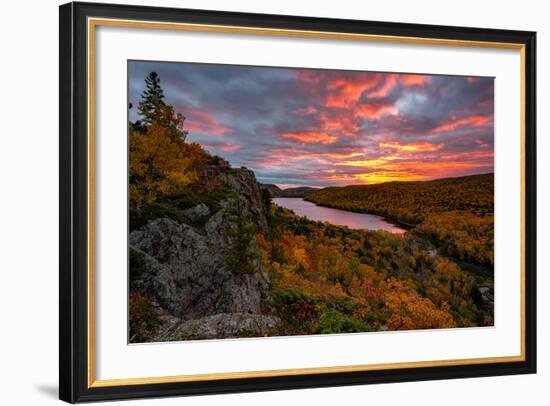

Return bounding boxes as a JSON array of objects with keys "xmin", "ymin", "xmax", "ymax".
[{"xmin": 59, "ymin": 1, "xmax": 537, "ymax": 403}]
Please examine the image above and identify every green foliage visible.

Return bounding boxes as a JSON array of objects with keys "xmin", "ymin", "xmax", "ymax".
[
  {"xmin": 269, "ymin": 288, "xmax": 374, "ymax": 335},
  {"xmin": 169, "ymin": 188, "xmax": 235, "ymax": 214},
  {"xmin": 136, "ymin": 71, "xmax": 188, "ymax": 138},
  {"xmin": 139, "ymin": 72, "xmax": 165, "ymax": 120},
  {"xmin": 270, "ymin": 288, "xmax": 321, "ymax": 335},
  {"xmin": 317, "ymin": 307, "xmax": 373, "ymax": 334},
  {"xmin": 130, "ymin": 202, "xmax": 188, "ymax": 230}
]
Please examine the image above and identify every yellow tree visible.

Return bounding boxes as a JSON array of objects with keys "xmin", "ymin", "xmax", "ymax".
[
  {"xmin": 129, "ymin": 123, "xmax": 194, "ymax": 205},
  {"xmin": 385, "ymin": 278, "xmax": 456, "ymax": 330}
]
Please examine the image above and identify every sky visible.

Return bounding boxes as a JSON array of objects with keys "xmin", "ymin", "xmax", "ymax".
[{"xmin": 129, "ymin": 61, "xmax": 494, "ymax": 188}]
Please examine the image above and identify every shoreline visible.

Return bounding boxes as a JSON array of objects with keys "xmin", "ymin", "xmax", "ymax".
[
  {"xmin": 299, "ymin": 196, "xmax": 417, "ymax": 230},
  {"xmin": 273, "ymin": 196, "xmax": 410, "ymax": 233}
]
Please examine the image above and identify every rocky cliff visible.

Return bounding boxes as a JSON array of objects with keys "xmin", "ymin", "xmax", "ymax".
[{"xmin": 129, "ymin": 168, "xmax": 279, "ymax": 341}]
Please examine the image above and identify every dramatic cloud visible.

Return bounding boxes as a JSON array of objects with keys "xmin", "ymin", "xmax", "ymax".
[
  {"xmin": 178, "ymin": 107, "xmax": 233, "ymax": 135},
  {"xmin": 129, "ymin": 61, "xmax": 494, "ymax": 187},
  {"xmin": 281, "ymin": 131, "xmax": 337, "ymax": 145}
]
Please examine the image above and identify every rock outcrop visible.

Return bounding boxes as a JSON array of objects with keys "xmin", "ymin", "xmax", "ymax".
[
  {"xmin": 155, "ymin": 313, "xmax": 280, "ymax": 341},
  {"xmin": 129, "ymin": 168, "xmax": 278, "ymax": 340},
  {"xmin": 182, "ymin": 203, "xmax": 210, "ymax": 222}
]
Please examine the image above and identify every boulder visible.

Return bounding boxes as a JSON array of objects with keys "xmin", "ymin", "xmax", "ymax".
[{"xmin": 182, "ymin": 203, "xmax": 210, "ymax": 222}]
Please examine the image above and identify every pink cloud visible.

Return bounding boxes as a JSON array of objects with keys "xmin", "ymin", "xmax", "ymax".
[
  {"xmin": 355, "ymin": 102, "xmax": 398, "ymax": 119},
  {"xmin": 202, "ymin": 142, "xmax": 241, "ymax": 152},
  {"xmin": 281, "ymin": 131, "xmax": 337, "ymax": 144},
  {"xmin": 431, "ymin": 114, "xmax": 492, "ymax": 134},
  {"xmin": 178, "ymin": 107, "xmax": 232, "ymax": 136},
  {"xmin": 293, "ymin": 106, "xmax": 317, "ymax": 116}
]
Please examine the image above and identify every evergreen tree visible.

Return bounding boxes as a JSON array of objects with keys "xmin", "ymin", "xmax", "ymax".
[
  {"xmin": 129, "ymin": 73, "xmax": 194, "ymax": 206},
  {"xmin": 134, "ymin": 72, "xmax": 188, "ymax": 141},
  {"xmin": 138, "ymin": 71, "xmax": 165, "ymax": 125}
]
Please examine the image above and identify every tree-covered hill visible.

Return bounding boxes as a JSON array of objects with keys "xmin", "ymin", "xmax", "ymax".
[
  {"xmin": 306, "ymin": 174, "xmax": 493, "ymax": 225},
  {"xmin": 306, "ymin": 174, "xmax": 494, "ymax": 267}
]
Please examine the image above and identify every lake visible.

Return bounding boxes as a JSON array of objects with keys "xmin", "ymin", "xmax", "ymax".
[{"xmin": 273, "ymin": 198, "xmax": 406, "ymax": 234}]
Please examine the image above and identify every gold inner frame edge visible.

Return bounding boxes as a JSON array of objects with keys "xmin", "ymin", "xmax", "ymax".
[{"xmin": 87, "ymin": 17, "xmax": 527, "ymax": 388}]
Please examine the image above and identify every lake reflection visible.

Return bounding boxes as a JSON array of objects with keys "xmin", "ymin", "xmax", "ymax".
[{"xmin": 273, "ymin": 198, "xmax": 406, "ymax": 234}]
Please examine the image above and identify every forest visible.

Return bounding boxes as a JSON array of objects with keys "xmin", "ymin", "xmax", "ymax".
[
  {"xmin": 128, "ymin": 72, "xmax": 494, "ymax": 342},
  {"xmin": 258, "ymin": 206, "xmax": 493, "ymax": 335},
  {"xmin": 306, "ymin": 175, "xmax": 494, "ymax": 268}
]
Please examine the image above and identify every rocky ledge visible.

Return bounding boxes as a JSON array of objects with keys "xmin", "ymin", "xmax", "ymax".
[
  {"xmin": 155, "ymin": 313, "xmax": 281, "ymax": 341},
  {"xmin": 129, "ymin": 168, "xmax": 278, "ymax": 341}
]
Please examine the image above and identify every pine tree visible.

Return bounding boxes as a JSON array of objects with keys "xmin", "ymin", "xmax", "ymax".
[
  {"xmin": 138, "ymin": 71, "xmax": 165, "ymax": 125},
  {"xmin": 134, "ymin": 72, "xmax": 188, "ymax": 141},
  {"xmin": 129, "ymin": 72, "xmax": 193, "ymax": 206}
]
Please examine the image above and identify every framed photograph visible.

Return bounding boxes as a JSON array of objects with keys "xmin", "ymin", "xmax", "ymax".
[{"xmin": 59, "ymin": 2, "xmax": 536, "ymax": 403}]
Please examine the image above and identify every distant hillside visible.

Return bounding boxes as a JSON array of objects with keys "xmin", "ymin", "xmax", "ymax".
[
  {"xmin": 306, "ymin": 173, "xmax": 494, "ymax": 267},
  {"xmin": 306, "ymin": 173, "xmax": 493, "ymax": 224},
  {"xmin": 261, "ymin": 184, "xmax": 319, "ymax": 198},
  {"xmin": 280, "ymin": 186, "xmax": 319, "ymax": 197},
  {"xmin": 260, "ymin": 184, "xmax": 283, "ymax": 197}
]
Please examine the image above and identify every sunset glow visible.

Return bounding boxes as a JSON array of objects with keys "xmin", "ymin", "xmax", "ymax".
[{"xmin": 129, "ymin": 62, "xmax": 494, "ymax": 187}]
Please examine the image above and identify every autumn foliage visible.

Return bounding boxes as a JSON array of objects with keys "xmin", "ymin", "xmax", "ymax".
[
  {"xmin": 306, "ymin": 174, "xmax": 494, "ymax": 268},
  {"xmin": 129, "ymin": 123, "xmax": 194, "ymax": 205},
  {"xmin": 128, "ymin": 72, "xmax": 493, "ymax": 341},
  {"xmin": 259, "ymin": 206, "xmax": 490, "ymax": 335}
]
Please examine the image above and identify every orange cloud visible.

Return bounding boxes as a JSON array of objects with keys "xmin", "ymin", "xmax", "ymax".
[
  {"xmin": 323, "ymin": 151, "xmax": 365, "ymax": 159},
  {"xmin": 365, "ymin": 74, "xmax": 430, "ymax": 99},
  {"xmin": 341, "ymin": 158, "xmax": 394, "ymax": 168},
  {"xmin": 379, "ymin": 142, "xmax": 443, "ymax": 153},
  {"xmin": 281, "ymin": 131, "xmax": 337, "ymax": 144},
  {"xmin": 317, "ymin": 111, "xmax": 359, "ymax": 136},
  {"xmin": 180, "ymin": 107, "xmax": 232, "ymax": 135},
  {"xmin": 400, "ymin": 74, "xmax": 431, "ymax": 86},
  {"xmin": 352, "ymin": 159, "xmax": 492, "ymax": 185},
  {"xmin": 333, "ymin": 147, "xmax": 493, "ymax": 185},
  {"xmin": 431, "ymin": 114, "xmax": 492, "ymax": 133},
  {"xmin": 294, "ymin": 72, "xmax": 432, "ymax": 130},
  {"xmin": 354, "ymin": 171, "xmax": 427, "ymax": 184},
  {"xmin": 325, "ymin": 74, "xmax": 381, "ymax": 108},
  {"xmin": 367, "ymin": 75, "xmax": 399, "ymax": 98},
  {"xmin": 355, "ymin": 103, "xmax": 398, "ymax": 119}
]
